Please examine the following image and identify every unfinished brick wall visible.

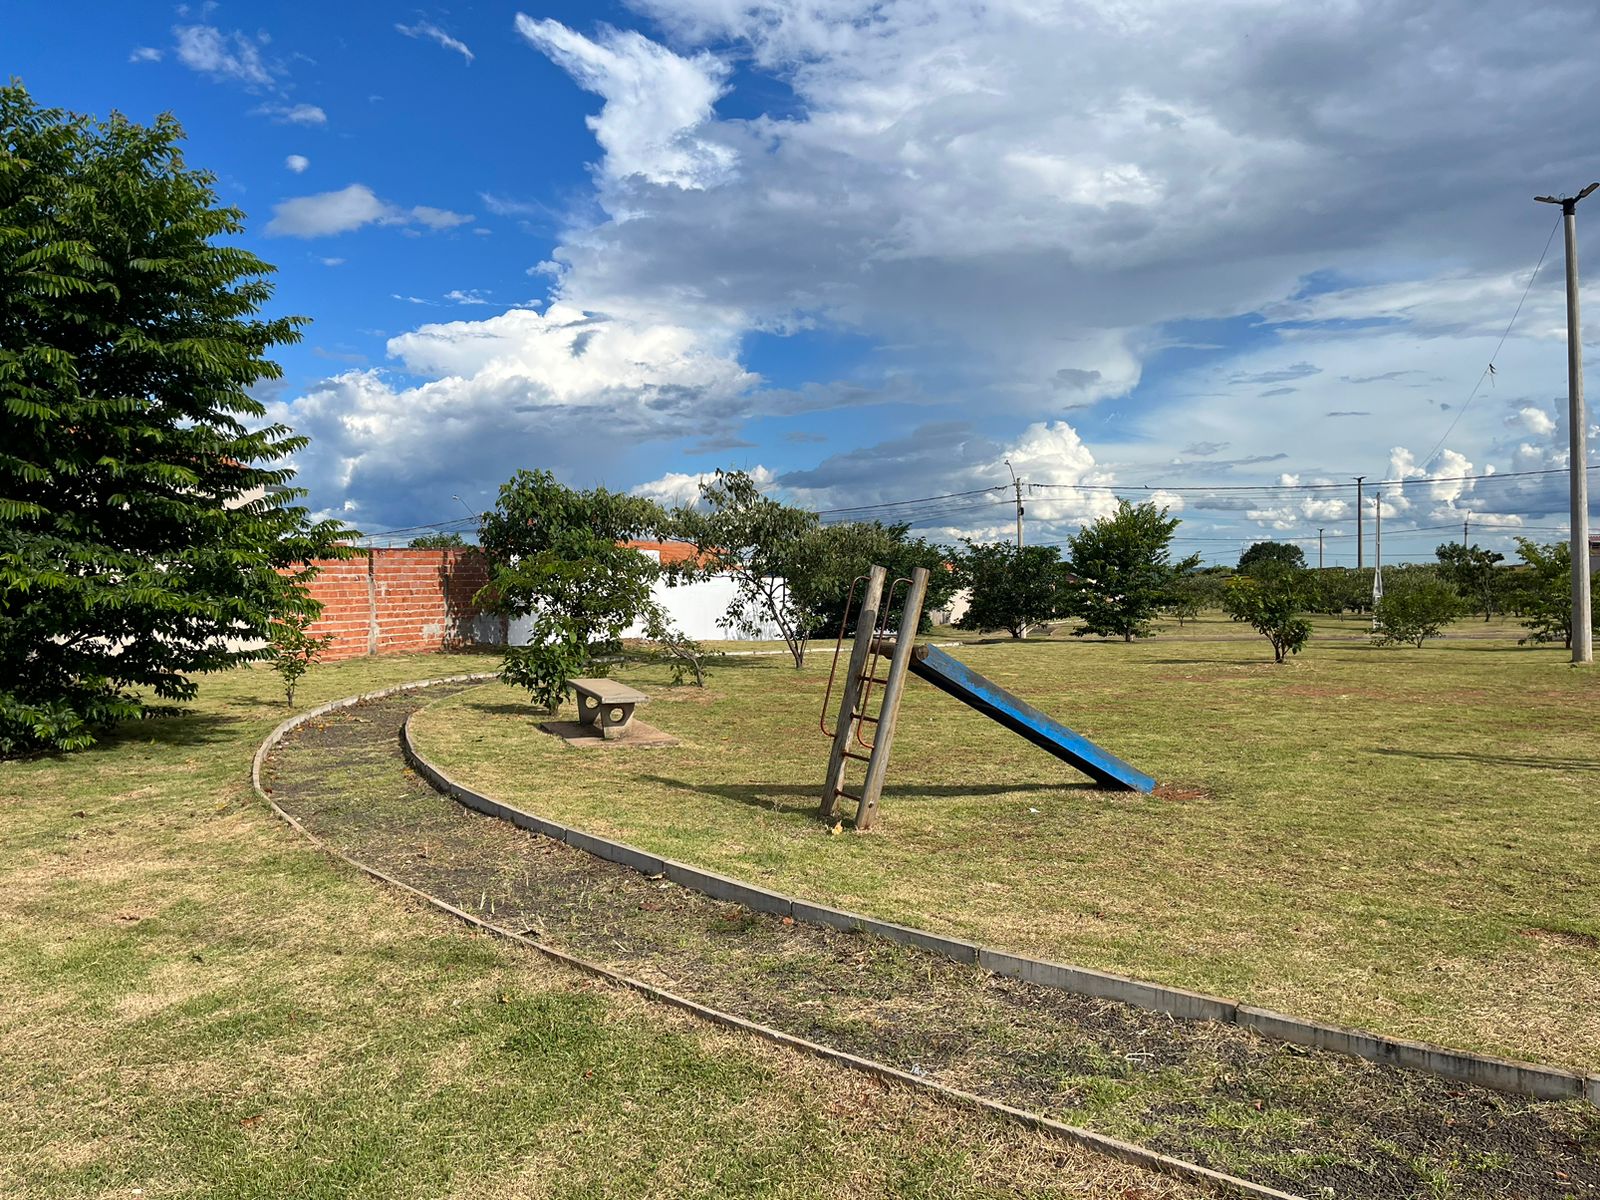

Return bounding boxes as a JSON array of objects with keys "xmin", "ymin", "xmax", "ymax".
[{"xmin": 298, "ymin": 548, "xmax": 500, "ymax": 661}]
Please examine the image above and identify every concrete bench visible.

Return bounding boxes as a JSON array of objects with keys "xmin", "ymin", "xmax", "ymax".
[{"xmin": 571, "ymin": 677, "xmax": 650, "ymax": 740}]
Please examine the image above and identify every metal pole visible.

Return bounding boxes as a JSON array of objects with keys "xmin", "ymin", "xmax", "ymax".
[
  {"xmin": 1004, "ymin": 459, "xmax": 1024, "ymax": 549},
  {"xmin": 1354, "ymin": 476, "xmax": 1366, "ymax": 570},
  {"xmin": 1463, "ymin": 519, "xmax": 1469, "ymax": 548},
  {"xmin": 1318, "ymin": 528, "xmax": 1324, "ymax": 570},
  {"xmin": 1537, "ymin": 184, "xmax": 1596, "ymax": 664},
  {"xmin": 1562, "ymin": 199, "xmax": 1593, "ymax": 663}
]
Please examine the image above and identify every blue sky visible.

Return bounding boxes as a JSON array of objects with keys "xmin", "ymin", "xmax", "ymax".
[{"xmin": 10, "ymin": 1, "xmax": 1600, "ymax": 565}]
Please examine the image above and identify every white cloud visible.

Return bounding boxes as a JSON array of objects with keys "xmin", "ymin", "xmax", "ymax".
[
  {"xmin": 396, "ymin": 20, "xmax": 474, "ymax": 64},
  {"xmin": 1519, "ymin": 406, "xmax": 1557, "ymax": 436},
  {"xmin": 514, "ymin": 15, "xmax": 735, "ymax": 189},
  {"xmin": 257, "ymin": 103, "xmax": 327, "ymax": 126},
  {"xmin": 285, "ymin": 154, "xmax": 310, "ymax": 174},
  {"xmin": 264, "ymin": 184, "xmax": 472, "ymax": 237},
  {"xmin": 173, "ymin": 24, "xmax": 274, "ymax": 87},
  {"xmin": 632, "ymin": 466, "xmax": 775, "ymax": 509},
  {"xmin": 272, "ymin": 305, "xmax": 758, "ymax": 520},
  {"xmin": 445, "ymin": 289, "xmax": 490, "ymax": 305},
  {"xmin": 129, "ymin": 47, "xmax": 163, "ymax": 63},
  {"xmin": 319, "ymin": 257, "xmax": 345, "ymax": 267}
]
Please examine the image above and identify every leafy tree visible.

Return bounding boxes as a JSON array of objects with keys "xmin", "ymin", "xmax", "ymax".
[
  {"xmin": 641, "ymin": 605, "xmax": 708, "ymax": 687},
  {"xmin": 1167, "ymin": 570, "xmax": 1228, "ymax": 625},
  {"xmin": 1513, "ymin": 537, "xmax": 1599, "ymax": 649},
  {"xmin": 1223, "ymin": 569, "xmax": 1312, "ymax": 662},
  {"xmin": 795, "ymin": 520, "xmax": 958, "ymax": 639},
  {"xmin": 476, "ymin": 469, "xmax": 665, "ymax": 707},
  {"xmin": 669, "ymin": 470, "xmax": 823, "ymax": 667},
  {"xmin": 1434, "ymin": 542, "xmax": 1504, "ymax": 621},
  {"xmin": 0, "ymin": 85, "xmax": 353, "ymax": 756},
  {"xmin": 1372, "ymin": 572, "xmax": 1464, "ymax": 648},
  {"xmin": 1238, "ymin": 540, "xmax": 1306, "ymax": 575},
  {"xmin": 1062, "ymin": 501, "xmax": 1199, "ymax": 641},
  {"xmin": 266, "ymin": 611, "xmax": 334, "ymax": 706},
  {"xmin": 408, "ymin": 531, "xmax": 466, "ymax": 548},
  {"xmin": 1307, "ymin": 567, "xmax": 1373, "ymax": 619},
  {"xmin": 955, "ymin": 541, "xmax": 1067, "ymax": 639}
]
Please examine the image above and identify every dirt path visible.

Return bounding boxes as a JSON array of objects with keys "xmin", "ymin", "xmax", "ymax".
[{"xmin": 263, "ymin": 687, "xmax": 1599, "ymax": 1200}]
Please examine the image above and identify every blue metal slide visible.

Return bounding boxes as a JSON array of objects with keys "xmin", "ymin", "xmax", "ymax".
[{"xmin": 907, "ymin": 643, "xmax": 1157, "ymax": 792}]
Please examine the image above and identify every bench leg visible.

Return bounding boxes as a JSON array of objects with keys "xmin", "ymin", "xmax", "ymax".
[
  {"xmin": 599, "ymin": 703, "xmax": 635, "ymax": 740},
  {"xmin": 578, "ymin": 694, "xmax": 602, "ymax": 727}
]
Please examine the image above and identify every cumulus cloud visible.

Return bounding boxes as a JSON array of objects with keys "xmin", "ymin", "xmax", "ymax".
[
  {"xmin": 632, "ymin": 466, "xmax": 776, "ymax": 509},
  {"xmin": 515, "ymin": 15, "xmax": 735, "ymax": 189},
  {"xmin": 264, "ymin": 184, "xmax": 472, "ymax": 237},
  {"xmin": 396, "ymin": 20, "xmax": 474, "ymax": 63},
  {"xmin": 285, "ymin": 154, "xmax": 310, "ymax": 173},
  {"xmin": 271, "ymin": 305, "xmax": 759, "ymax": 526}
]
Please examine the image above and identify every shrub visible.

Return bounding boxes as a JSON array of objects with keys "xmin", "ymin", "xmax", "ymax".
[
  {"xmin": 1223, "ymin": 570, "xmax": 1311, "ymax": 663},
  {"xmin": 266, "ymin": 612, "xmax": 335, "ymax": 706},
  {"xmin": 1372, "ymin": 575, "xmax": 1463, "ymax": 648}
]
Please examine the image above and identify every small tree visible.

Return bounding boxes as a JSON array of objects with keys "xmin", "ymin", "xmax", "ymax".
[
  {"xmin": 1372, "ymin": 573, "xmax": 1463, "ymax": 648},
  {"xmin": 1513, "ymin": 537, "xmax": 1599, "ymax": 649},
  {"xmin": 1434, "ymin": 543, "xmax": 1504, "ymax": 621},
  {"xmin": 641, "ymin": 606, "xmax": 708, "ymax": 687},
  {"xmin": 955, "ymin": 541, "xmax": 1067, "ymax": 638},
  {"xmin": 1238, "ymin": 541, "xmax": 1306, "ymax": 576},
  {"xmin": 1223, "ymin": 570, "xmax": 1311, "ymax": 662},
  {"xmin": 1062, "ymin": 501, "xmax": 1199, "ymax": 641},
  {"xmin": 0, "ymin": 85, "xmax": 354, "ymax": 756},
  {"xmin": 669, "ymin": 470, "xmax": 821, "ymax": 667},
  {"xmin": 266, "ymin": 611, "xmax": 334, "ymax": 706},
  {"xmin": 795, "ymin": 521, "xmax": 957, "ymax": 638},
  {"xmin": 477, "ymin": 469, "xmax": 665, "ymax": 709}
]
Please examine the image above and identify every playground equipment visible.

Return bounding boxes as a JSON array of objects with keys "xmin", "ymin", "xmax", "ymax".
[{"xmin": 819, "ymin": 565, "xmax": 1156, "ymax": 830}]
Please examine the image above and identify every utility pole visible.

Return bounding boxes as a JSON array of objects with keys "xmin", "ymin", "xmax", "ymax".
[
  {"xmin": 1004, "ymin": 459, "xmax": 1024, "ymax": 549},
  {"xmin": 1463, "ymin": 517, "xmax": 1469, "ymax": 548},
  {"xmin": 1535, "ymin": 183, "xmax": 1596, "ymax": 664},
  {"xmin": 1353, "ymin": 476, "xmax": 1366, "ymax": 570},
  {"xmin": 1318, "ymin": 528, "xmax": 1325, "ymax": 570},
  {"xmin": 1372, "ymin": 492, "xmax": 1384, "ymax": 624}
]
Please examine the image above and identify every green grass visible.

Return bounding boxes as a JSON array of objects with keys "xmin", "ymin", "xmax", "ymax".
[
  {"xmin": 411, "ymin": 614, "xmax": 1600, "ymax": 1070},
  {"xmin": 0, "ymin": 654, "xmax": 1191, "ymax": 1199}
]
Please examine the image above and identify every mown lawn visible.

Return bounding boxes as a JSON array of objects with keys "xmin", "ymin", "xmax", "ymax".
[
  {"xmin": 0, "ymin": 653, "xmax": 1188, "ymax": 1200},
  {"xmin": 411, "ymin": 614, "xmax": 1600, "ymax": 1071}
]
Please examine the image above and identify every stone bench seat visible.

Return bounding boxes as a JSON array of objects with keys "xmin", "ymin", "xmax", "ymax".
[{"xmin": 571, "ymin": 677, "xmax": 650, "ymax": 740}]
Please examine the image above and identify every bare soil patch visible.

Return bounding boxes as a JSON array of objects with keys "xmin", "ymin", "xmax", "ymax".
[{"xmin": 264, "ymin": 688, "xmax": 1600, "ymax": 1200}]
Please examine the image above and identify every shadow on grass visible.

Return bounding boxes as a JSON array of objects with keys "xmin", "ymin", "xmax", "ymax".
[
  {"xmin": 90, "ymin": 711, "xmax": 245, "ymax": 753},
  {"xmin": 1372, "ymin": 747, "xmax": 1600, "ymax": 771},
  {"xmin": 636, "ymin": 774, "xmax": 1092, "ymax": 816}
]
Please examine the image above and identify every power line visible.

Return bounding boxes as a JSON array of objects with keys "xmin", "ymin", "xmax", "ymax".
[
  {"xmin": 1420, "ymin": 213, "xmax": 1563, "ymax": 467},
  {"xmin": 1029, "ymin": 462, "xmax": 1598, "ymax": 494}
]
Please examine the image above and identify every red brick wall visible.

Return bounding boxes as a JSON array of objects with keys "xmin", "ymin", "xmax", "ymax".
[{"xmin": 297, "ymin": 548, "xmax": 499, "ymax": 661}]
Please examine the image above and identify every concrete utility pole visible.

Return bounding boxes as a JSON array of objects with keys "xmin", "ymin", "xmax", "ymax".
[
  {"xmin": 1372, "ymin": 492, "xmax": 1385, "ymax": 623},
  {"xmin": 1463, "ymin": 518, "xmax": 1469, "ymax": 548},
  {"xmin": 1353, "ymin": 476, "xmax": 1366, "ymax": 569},
  {"xmin": 1535, "ymin": 183, "xmax": 1597, "ymax": 664},
  {"xmin": 1004, "ymin": 459, "xmax": 1024, "ymax": 549},
  {"xmin": 1318, "ymin": 528, "xmax": 1325, "ymax": 569}
]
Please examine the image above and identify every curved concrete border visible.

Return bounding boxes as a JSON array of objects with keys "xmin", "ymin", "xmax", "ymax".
[
  {"xmin": 401, "ymin": 694, "xmax": 1600, "ymax": 1111},
  {"xmin": 252, "ymin": 677, "xmax": 1305, "ymax": 1200}
]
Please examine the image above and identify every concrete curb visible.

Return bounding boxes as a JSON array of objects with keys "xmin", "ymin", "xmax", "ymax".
[
  {"xmin": 252, "ymin": 677, "xmax": 1304, "ymax": 1200},
  {"xmin": 400, "ymin": 685, "xmax": 1599, "ymax": 1111}
]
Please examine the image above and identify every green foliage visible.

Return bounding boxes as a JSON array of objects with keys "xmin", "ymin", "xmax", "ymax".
[
  {"xmin": 1433, "ymin": 542, "xmax": 1504, "ymax": 622},
  {"xmin": 0, "ymin": 84, "xmax": 354, "ymax": 756},
  {"xmin": 955, "ymin": 541, "xmax": 1068, "ymax": 638},
  {"xmin": 266, "ymin": 611, "xmax": 334, "ymax": 705},
  {"xmin": 790, "ymin": 520, "xmax": 957, "ymax": 638},
  {"xmin": 1238, "ymin": 540, "xmax": 1306, "ymax": 575},
  {"xmin": 476, "ymin": 468, "xmax": 666, "ymax": 707},
  {"xmin": 1513, "ymin": 537, "xmax": 1599, "ymax": 649},
  {"xmin": 500, "ymin": 616, "xmax": 590, "ymax": 713},
  {"xmin": 408, "ymin": 531, "xmax": 466, "ymax": 548},
  {"xmin": 1223, "ymin": 570, "xmax": 1312, "ymax": 662},
  {"xmin": 1167, "ymin": 570, "xmax": 1228, "ymax": 625},
  {"xmin": 1372, "ymin": 571, "xmax": 1464, "ymax": 648},
  {"xmin": 1306, "ymin": 567, "xmax": 1374, "ymax": 618},
  {"xmin": 669, "ymin": 470, "xmax": 823, "ymax": 667},
  {"xmin": 1062, "ymin": 501, "xmax": 1200, "ymax": 642}
]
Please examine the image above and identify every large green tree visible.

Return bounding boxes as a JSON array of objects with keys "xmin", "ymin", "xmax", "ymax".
[
  {"xmin": 1512, "ymin": 537, "xmax": 1599, "ymax": 650},
  {"xmin": 1434, "ymin": 542, "xmax": 1504, "ymax": 621},
  {"xmin": 0, "ymin": 85, "xmax": 351, "ymax": 755},
  {"xmin": 1062, "ymin": 501, "xmax": 1199, "ymax": 641},
  {"xmin": 955, "ymin": 541, "xmax": 1068, "ymax": 639},
  {"xmin": 1238, "ymin": 540, "xmax": 1306, "ymax": 575},
  {"xmin": 476, "ymin": 469, "xmax": 665, "ymax": 707}
]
